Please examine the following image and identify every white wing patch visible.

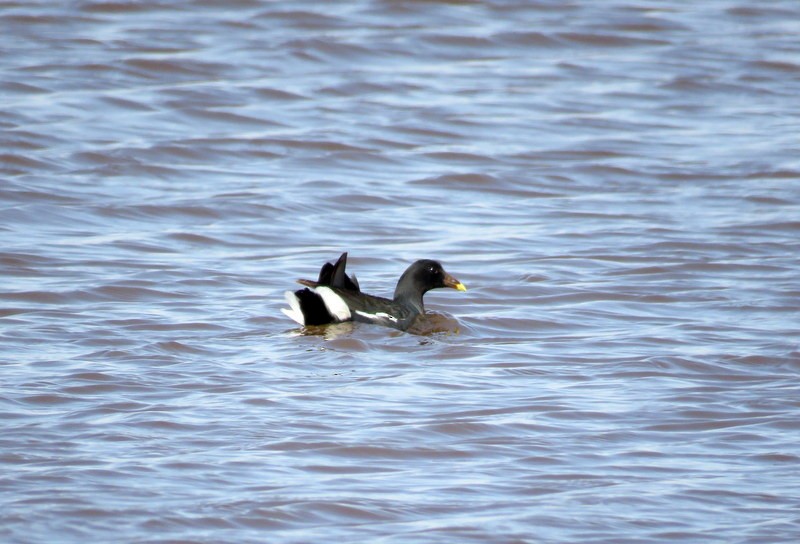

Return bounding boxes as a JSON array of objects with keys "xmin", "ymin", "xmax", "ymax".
[
  {"xmin": 316, "ymin": 286, "xmax": 351, "ymax": 322},
  {"xmin": 355, "ymin": 310, "xmax": 398, "ymax": 323},
  {"xmin": 281, "ymin": 291, "xmax": 305, "ymax": 325}
]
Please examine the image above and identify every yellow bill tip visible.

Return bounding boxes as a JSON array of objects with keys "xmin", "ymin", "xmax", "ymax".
[{"xmin": 443, "ymin": 272, "xmax": 466, "ymax": 292}]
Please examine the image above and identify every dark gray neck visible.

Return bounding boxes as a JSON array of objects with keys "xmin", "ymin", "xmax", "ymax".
[
  {"xmin": 397, "ymin": 292, "xmax": 424, "ymax": 315},
  {"xmin": 394, "ymin": 276, "xmax": 425, "ymax": 316}
]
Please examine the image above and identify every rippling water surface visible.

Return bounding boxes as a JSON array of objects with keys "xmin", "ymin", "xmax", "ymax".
[{"xmin": 2, "ymin": 1, "xmax": 800, "ymax": 542}]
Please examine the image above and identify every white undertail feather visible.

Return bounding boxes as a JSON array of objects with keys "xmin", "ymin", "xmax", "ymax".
[
  {"xmin": 316, "ymin": 286, "xmax": 351, "ymax": 322},
  {"xmin": 281, "ymin": 291, "xmax": 305, "ymax": 325}
]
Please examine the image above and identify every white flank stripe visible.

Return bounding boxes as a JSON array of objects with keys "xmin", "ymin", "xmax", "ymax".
[
  {"xmin": 315, "ymin": 286, "xmax": 351, "ymax": 322},
  {"xmin": 355, "ymin": 310, "xmax": 398, "ymax": 323},
  {"xmin": 281, "ymin": 291, "xmax": 305, "ymax": 325}
]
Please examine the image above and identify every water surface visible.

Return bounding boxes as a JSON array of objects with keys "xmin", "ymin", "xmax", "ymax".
[{"xmin": 2, "ymin": 1, "xmax": 800, "ymax": 542}]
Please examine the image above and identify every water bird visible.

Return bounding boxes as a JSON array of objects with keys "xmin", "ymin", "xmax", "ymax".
[{"xmin": 282, "ymin": 252, "xmax": 466, "ymax": 330}]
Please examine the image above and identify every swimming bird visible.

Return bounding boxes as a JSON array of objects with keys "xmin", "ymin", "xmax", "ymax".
[{"xmin": 282, "ymin": 252, "xmax": 466, "ymax": 331}]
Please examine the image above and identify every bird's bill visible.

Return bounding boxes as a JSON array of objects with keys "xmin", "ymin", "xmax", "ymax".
[{"xmin": 443, "ymin": 273, "xmax": 467, "ymax": 291}]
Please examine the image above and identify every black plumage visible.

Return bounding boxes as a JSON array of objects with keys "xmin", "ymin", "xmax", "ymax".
[{"xmin": 282, "ymin": 252, "xmax": 466, "ymax": 331}]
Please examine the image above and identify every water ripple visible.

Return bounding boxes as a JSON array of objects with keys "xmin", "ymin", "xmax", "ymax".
[{"xmin": 2, "ymin": 0, "xmax": 800, "ymax": 543}]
